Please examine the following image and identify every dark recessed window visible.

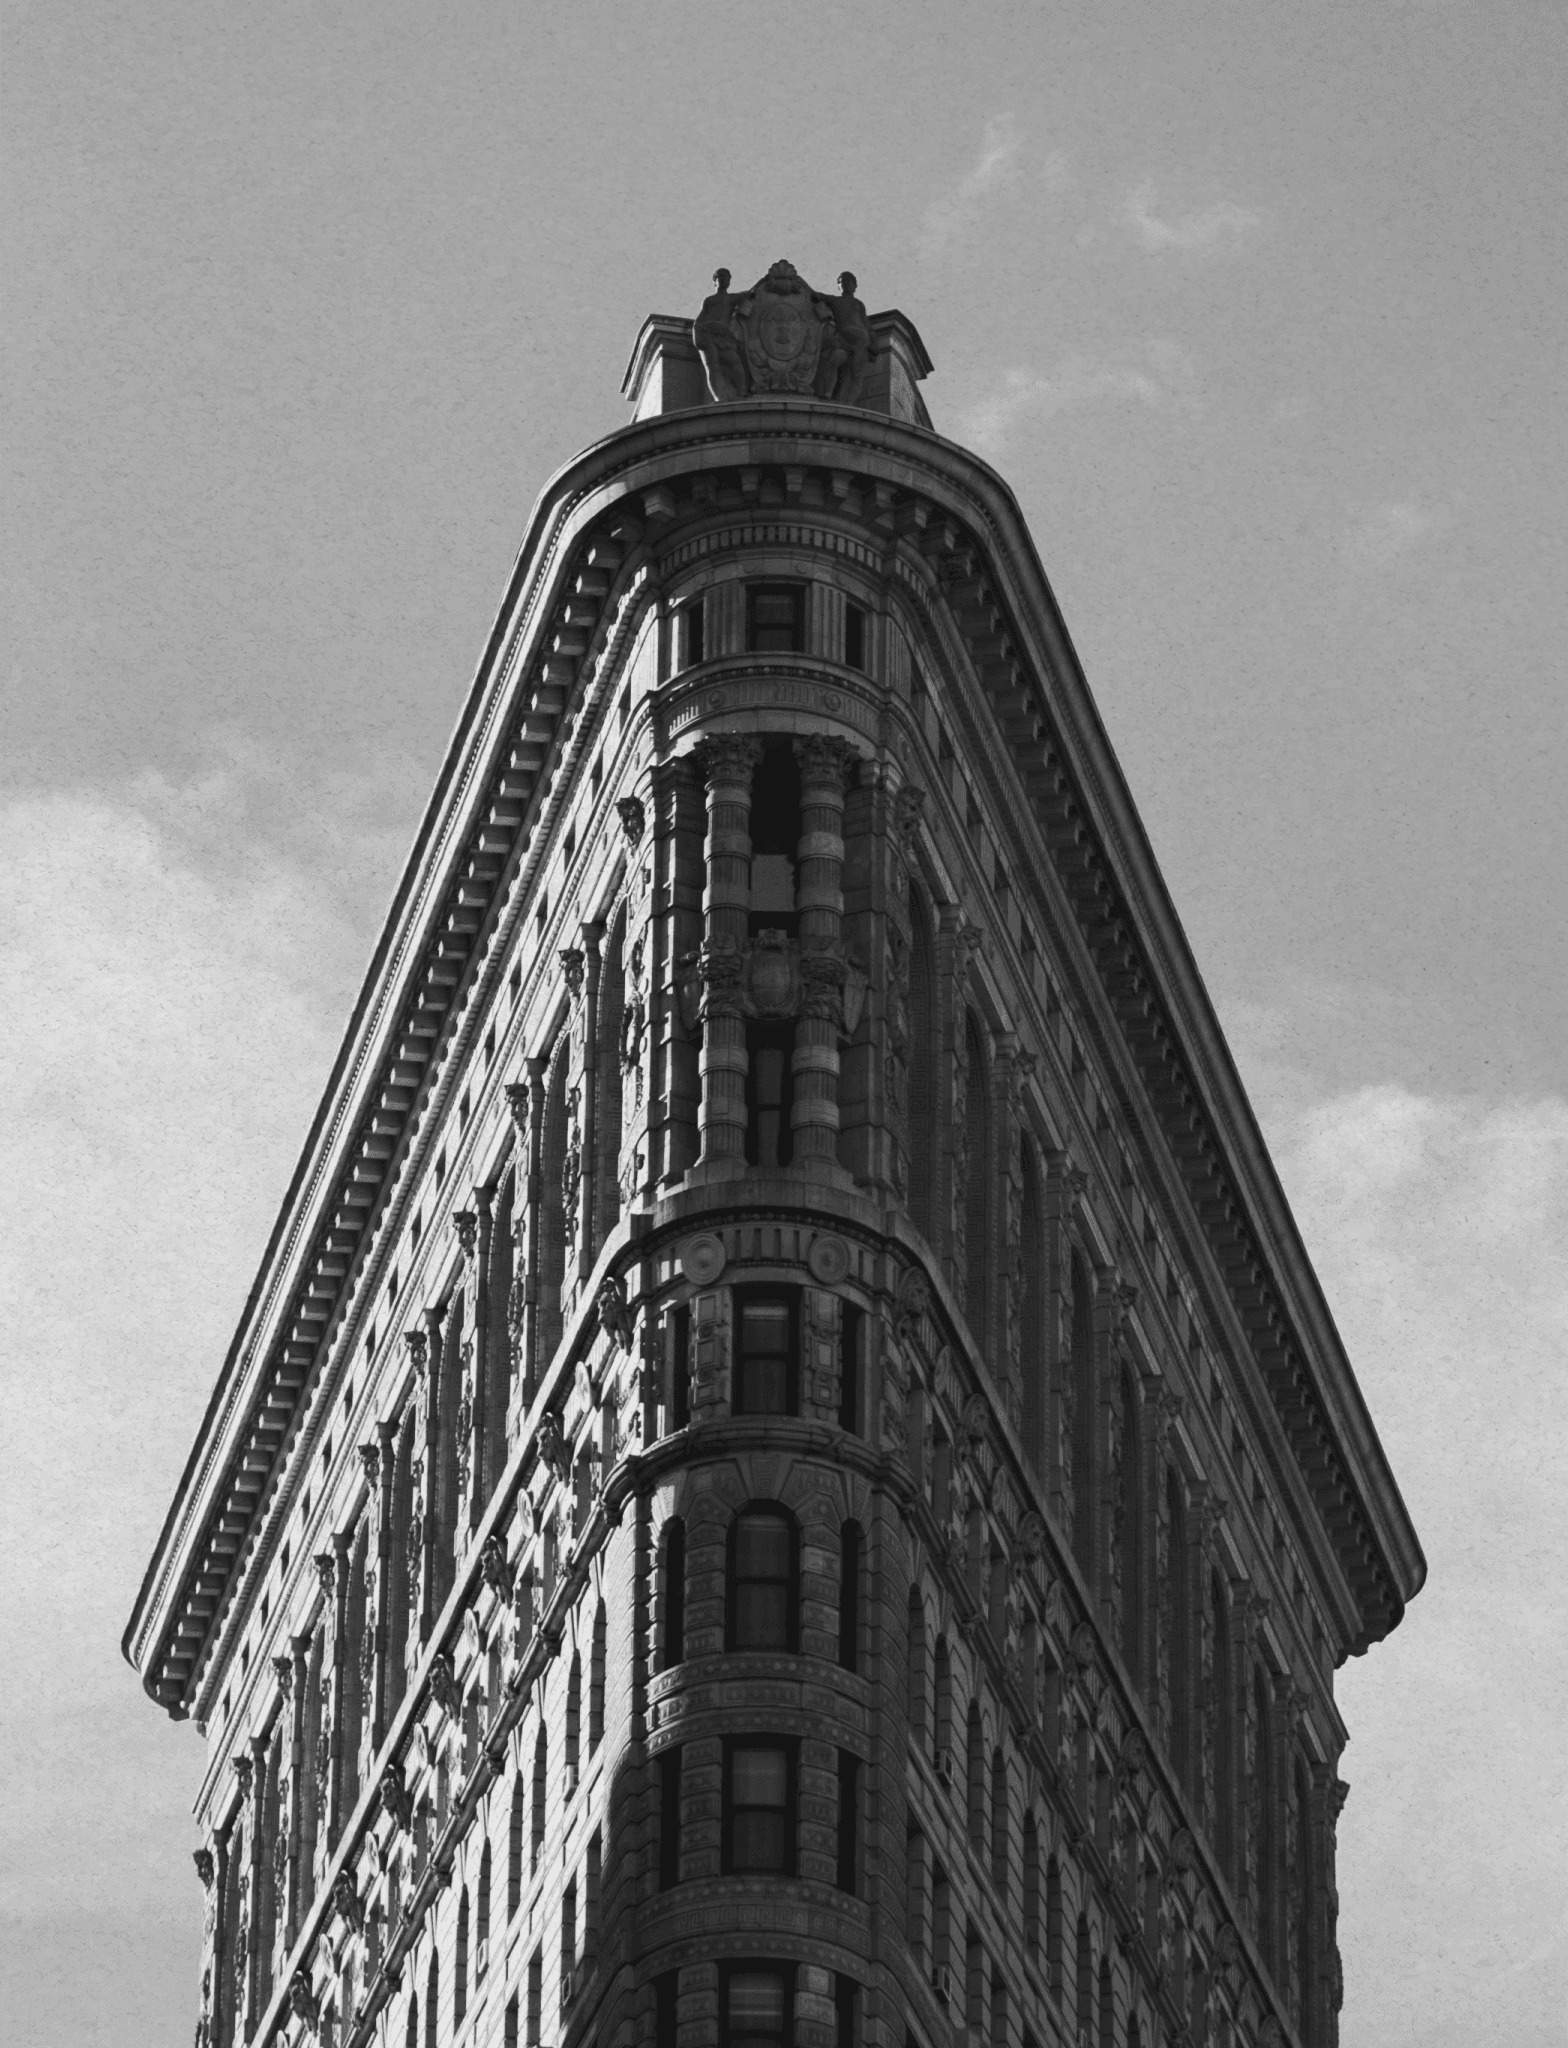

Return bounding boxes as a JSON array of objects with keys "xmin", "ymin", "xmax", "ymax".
[
  {"xmin": 744, "ymin": 1023, "xmax": 795, "ymax": 1169},
  {"xmin": 671, "ymin": 1304, "xmax": 691, "ymax": 1431},
  {"xmin": 723, "ymin": 1739, "xmax": 796, "ymax": 1874},
  {"xmin": 733, "ymin": 1292, "xmax": 797, "ymax": 1416},
  {"xmin": 681, "ymin": 598, "xmax": 706, "ymax": 669},
  {"xmin": 747, "ymin": 585, "xmax": 804, "ymax": 654},
  {"xmin": 658, "ymin": 1748, "xmax": 682, "ymax": 1890},
  {"xmin": 728, "ymin": 1506, "xmax": 797, "ymax": 1652},
  {"xmin": 838, "ymin": 1305, "xmax": 861, "ymax": 1435},
  {"xmin": 844, "ymin": 604, "xmax": 865, "ymax": 671},
  {"xmin": 721, "ymin": 1964, "xmax": 793, "ymax": 2048}
]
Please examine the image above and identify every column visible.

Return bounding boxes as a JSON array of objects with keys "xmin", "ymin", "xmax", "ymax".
[
  {"xmin": 327, "ymin": 1532, "xmax": 351, "ymax": 1848},
  {"xmin": 694, "ymin": 736, "xmax": 761, "ymax": 1169},
  {"xmin": 650, "ymin": 756, "xmax": 704, "ymax": 1185},
  {"xmin": 507, "ymin": 1063, "xmax": 547, "ymax": 1412},
  {"xmin": 578, "ymin": 920, "xmax": 604, "ymax": 1275},
  {"xmin": 791, "ymin": 734, "xmax": 856, "ymax": 1168},
  {"xmin": 454, "ymin": 1205, "xmax": 482, "ymax": 1528},
  {"xmin": 284, "ymin": 1635, "xmax": 309, "ymax": 1944},
  {"xmin": 368, "ymin": 1424, "xmax": 396, "ymax": 1748}
]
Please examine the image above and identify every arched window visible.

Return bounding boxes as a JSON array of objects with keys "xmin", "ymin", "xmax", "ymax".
[
  {"xmin": 1046, "ymin": 1854, "xmax": 1064, "ymax": 1994},
  {"xmin": 907, "ymin": 1587, "xmax": 929, "ymax": 1745},
  {"xmin": 965, "ymin": 1701, "xmax": 984, "ymax": 1852},
  {"xmin": 838, "ymin": 1522, "xmax": 861, "ymax": 1673},
  {"xmin": 1213, "ymin": 1572, "xmax": 1234, "ymax": 1880},
  {"xmin": 1255, "ymin": 1668, "xmax": 1276, "ymax": 1971},
  {"xmin": 1075, "ymin": 1914, "xmax": 1093, "ymax": 2039},
  {"xmin": 1070, "ymin": 1253, "xmax": 1096, "ymax": 1573},
  {"xmin": 661, "ymin": 1519, "xmax": 686, "ymax": 1670},
  {"xmin": 990, "ymin": 1748, "xmax": 1009, "ymax": 1900},
  {"xmin": 481, "ymin": 1170, "xmax": 517, "ymax": 1506},
  {"xmin": 934, "ymin": 1636, "xmax": 953, "ymax": 1768},
  {"xmin": 589, "ymin": 1599, "xmax": 607, "ymax": 1752},
  {"xmin": 433, "ymin": 1292, "xmax": 465, "ymax": 1610},
  {"xmin": 387, "ymin": 1409, "xmax": 417, "ymax": 1719},
  {"xmin": 565, "ymin": 1651, "xmax": 582, "ymax": 1792},
  {"xmin": 908, "ymin": 885, "xmax": 935, "ymax": 1239},
  {"xmin": 424, "ymin": 1951, "xmax": 438, "ymax": 2048},
  {"xmin": 1118, "ymin": 1366, "xmax": 1143, "ymax": 1682},
  {"xmin": 1166, "ymin": 1469, "xmax": 1189, "ymax": 1785},
  {"xmin": 455, "ymin": 1886, "xmax": 470, "ymax": 2027},
  {"xmin": 404, "ymin": 1991, "xmax": 418, "ymax": 2048},
  {"xmin": 477, "ymin": 1839, "xmax": 491, "ymax": 1972},
  {"xmin": 727, "ymin": 1506, "xmax": 798, "ymax": 1652},
  {"xmin": 594, "ymin": 911, "xmax": 627, "ymax": 1253},
  {"xmin": 1022, "ymin": 1813, "xmax": 1040, "ymax": 1960},
  {"xmin": 538, "ymin": 1040, "xmax": 569, "ymax": 1370},
  {"xmin": 339, "ymin": 1524, "xmax": 369, "ymax": 1829},
  {"xmin": 507, "ymin": 1776, "xmax": 525, "ymax": 1918},
  {"xmin": 962, "ymin": 1012, "xmax": 992, "ymax": 1341},
  {"xmin": 530, "ymin": 1727, "xmax": 547, "ymax": 1874},
  {"xmin": 1020, "ymin": 1145, "xmax": 1045, "ymax": 1473}
]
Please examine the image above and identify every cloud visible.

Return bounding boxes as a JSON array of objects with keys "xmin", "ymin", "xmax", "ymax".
[
  {"xmin": 920, "ymin": 113, "xmax": 1030, "ymax": 256},
  {"xmin": 957, "ymin": 339, "xmax": 1197, "ymax": 455},
  {"xmin": 1229, "ymin": 1010, "xmax": 1568, "ymax": 2039},
  {"xmin": 1343, "ymin": 495, "xmax": 1453, "ymax": 568},
  {"xmin": 1124, "ymin": 180, "xmax": 1262, "ymax": 253},
  {"xmin": 0, "ymin": 775, "xmax": 388, "ymax": 2042}
]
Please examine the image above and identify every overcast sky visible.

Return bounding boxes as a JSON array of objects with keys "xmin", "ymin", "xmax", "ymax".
[{"xmin": 4, "ymin": 2, "xmax": 1565, "ymax": 2041}]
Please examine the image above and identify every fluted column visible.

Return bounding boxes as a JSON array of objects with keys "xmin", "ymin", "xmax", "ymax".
[
  {"xmin": 791, "ymin": 735, "xmax": 855, "ymax": 1166},
  {"xmin": 327, "ymin": 1532, "xmax": 351, "ymax": 1848},
  {"xmin": 454, "ymin": 1206, "xmax": 482, "ymax": 1528},
  {"xmin": 695, "ymin": 736, "xmax": 761, "ymax": 1168},
  {"xmin": 511, "ymin": 1061, "xmax": 547, "ymax": 1407}
]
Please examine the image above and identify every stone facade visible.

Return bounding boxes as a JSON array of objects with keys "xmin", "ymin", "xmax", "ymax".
[{"xmin": 127, "ymin": 268, "xmax": 1423, "ymax": 2048}]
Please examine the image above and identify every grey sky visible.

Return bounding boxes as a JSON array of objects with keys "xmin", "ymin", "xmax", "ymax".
[{"xmin": 4, "ymin": 2, "xmax": 1564, "ymax": 2040}]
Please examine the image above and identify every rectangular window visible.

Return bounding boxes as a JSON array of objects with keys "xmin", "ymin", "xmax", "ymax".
[
  {"xmin": 838, "ymin": 1304, "xmax": 861, "ymax": 1434},
  {"xmin": 835, "ymin": 1975, "xmax": 858, "ymax": 2048},
  {"xmin": 681, "ymin": 597, "xmax": 706, "ymax": 669},
  {"xmin": 747, "ymin": 584, "xmax": 805, "ymax": 654},
  {"xmin": 730, "ymin": 1508, "xmax": 796, "ymax": 1651},
  {"xmin": 733, "ymin": 1290, "xmax": 798, "ymax": 1417},
  {"xmin": 723, "ymin": 1739, "xmax": 797, "ymax": 1875},
  {"xmin": 837, "ymin": 1752, "xmax": 859, "ymax": 1893},
  {"xmin": 743, "ymin": 1022, "xmax": 795, "ymax": 1168},
  {"xmin": 655, "ymin": 1971, "xmax": 679, "ymax": 2048},
  {"xmin": 658, "ymin": 1748, "xmax": 683, "ymax": 1890},
  {"xmin": 721, "ymin": 1962, "xmax": 793, "ymax": 2048},
  {"xmin": 838, "ymin": 1523, "xmax": 860, "ymax": 1672},
  {"xmin": 526, "ymin": 1949, "xmax": 542, "ymax": 2047},
  {"xmin": 671, "ymin": 1304, "xmax": 691, "ymax": 1431},
  {"xmin": 844, "ymin": 604, "xmax": 865, "ymax": 671}
]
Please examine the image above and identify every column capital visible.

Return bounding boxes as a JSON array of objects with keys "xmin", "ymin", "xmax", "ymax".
[
  {"xmin": 791, "ymin": 731, "xmax": 857, "ymax": 788},
  {"xmin": 693, "ymin": 733, "xmax": 763, "ymax": 791}
]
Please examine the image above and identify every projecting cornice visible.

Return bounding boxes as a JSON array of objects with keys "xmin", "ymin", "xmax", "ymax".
[{"xmin": 126, "ymin": 395, "xmax": 1423, "ymax": 1716}]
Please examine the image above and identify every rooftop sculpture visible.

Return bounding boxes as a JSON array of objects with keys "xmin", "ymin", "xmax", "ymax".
[{"xmin": 693, "ymin": 259, "xmax": 878, "ymax": 405}]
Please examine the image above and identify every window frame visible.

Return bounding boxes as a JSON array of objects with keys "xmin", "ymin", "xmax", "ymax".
[
  {"xmin": 732, "ymin": 1287, "xmax": 800, "ymax": 1418},
  {"xmin": 719, "ymin": 1959, "xmax": 796, "ymax": 2048},
  {"xmin": 722, "ymin": 1734, "xmax": 799, "ymax": 1877},
  {"xmin": 745, "ymin": 582, "xmax": 806, "ymax": 655},
  {"xmin": 726, "ymin": 1503, "xmax": 800, "ymax": 1654}
]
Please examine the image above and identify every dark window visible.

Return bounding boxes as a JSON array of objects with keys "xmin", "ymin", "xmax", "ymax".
[
  {"xmin": 565, "ymin": 1651, "xmax": 581, "ymax": 1791},
  {"xmin": 530, "ymin": 1729, "xmax": 547, "ymax": 1873},
  {"xmin": 508, "ymin": 1777, "xmax": 524, "ymax": 1917},
  {"xmin": 477, "ymin": 1841, "xmax": 491, "ymax": 1970},
  {"xmin": 838, "ymin": 1305, "xmax": 861, "ymax": 1434},
  {"xmin": 734, "ymin": 1293, "xmax": 797, "ymax": 1416},
  {"xmin": 744, "ymin": 1022, "xmax": 796, "ymax": 1166},
  {"xmin": 654, "ymin": 1972, "xmax": 679, "ymax": 2048},
  {"xmin": 837, "ymin": 1752, "xmax": 859, "ymax": 1893},
  {"xmin": 746, "ymin": 585, "xmax": 804, "ymax": 654},
  {"xmin": 724, "ymin": 1739, "xmax": 796, "ymax": 1874},
  {"xmin": 589, "ymin": 1599, "xmax": 607, "ymax": 1752},
  {"xmin": 526, "ymin": 1949, "xmax": 542, "ymax": 2046},
  {"xmin": 721, "ymin": 1962, "xmax": 793, "ymax": 2048},
  {"xmin": 455, "ymin": 1888, "xmax": 469, "ymax": 2026},
  {"xmin": 681, "ymin": 598, "xmax": 705, "ymax": 669},
  {"xmin": 835, "ymin": 1975, "xmax": 858, "ymax": 2048},
  {"xmin": 728, "ymin": 1508, "xmax": 797, "ymax": 1651},
  {"xmin": 844, "ymin": 604, "xmax": 865, "ymax": 671},
  {"xmin": 504, "ymin": 1994, "xmax": 518, "ymax": 2048},
  {"xmin": 662, "ymin": 1519, "xmax": 686, "ymax": 1668},
  {"xmin": 838, "ymin": 1523, "xmax": 860, "ymax": 1672},
  {"xmin": 658, "ymin": 1748, "xmax": 683, "ymax": 1889},
  {"xmin": 671, "ymin": 1305, "xmax": 691, "ymax": 1430}
]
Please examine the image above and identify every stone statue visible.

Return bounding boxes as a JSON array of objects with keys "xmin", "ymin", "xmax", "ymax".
[
  {"xmin": 693, "ymin": 268, "xmax": 748, "ymax": 402},
  {"xmin": 691, "ymin": 260, "xmax": 877, "ymax": 405}
]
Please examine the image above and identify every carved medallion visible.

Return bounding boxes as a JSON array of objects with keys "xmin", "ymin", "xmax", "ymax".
[
  {"xmin": 680, "ymin": 1233, "xmax": 726, "ymax": 1286},
  {"xmin": 806, "ymin": 1234, "xmax": 850, "ymax": 1286}
]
